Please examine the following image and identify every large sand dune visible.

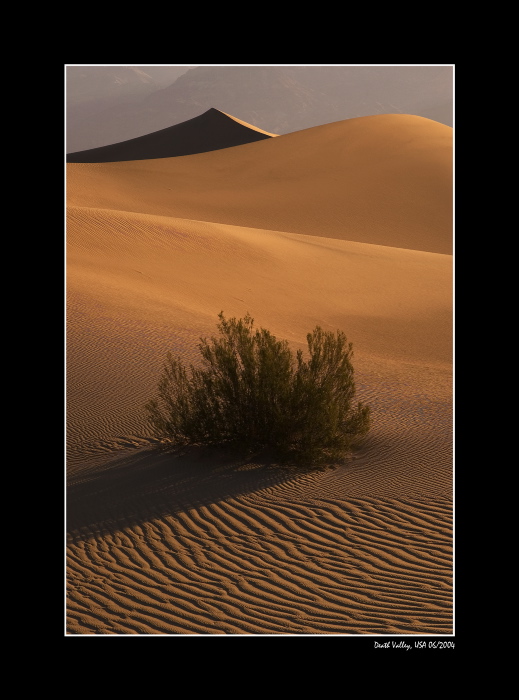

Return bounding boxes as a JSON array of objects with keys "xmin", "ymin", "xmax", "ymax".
[
  {"xmin": 68, "ymin": 113, "xmax": 452, "ymax": 254},
  {"xmin": 67, "ymin": 108, "xmax": 276, "ymax": 162},
  {"xmin": 66, "ymin": 112, "xmax": 453, "ymax": 635}
]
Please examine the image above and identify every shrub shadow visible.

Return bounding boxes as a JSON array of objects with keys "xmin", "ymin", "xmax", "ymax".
[{"xmin": 66, "ymin": 444, "xmax": 312, "ymax": 540}]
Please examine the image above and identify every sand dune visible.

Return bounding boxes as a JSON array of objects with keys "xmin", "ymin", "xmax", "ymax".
[
  {"xmin": 67, "ymin": 65, "xmax": 453, "ymax": 152},
  {"xmin": 67, "ymin": 108, "xmax": 276, "ymax": 162},
  {"xmin": 66, "ymin": 112, "xmax": 453, "ymax": 635},
  {"xmin": 67, "ymin": 114, "xmax": 452, "ymax": 254}
]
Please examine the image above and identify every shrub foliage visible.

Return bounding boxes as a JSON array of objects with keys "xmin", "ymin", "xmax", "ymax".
[{"xmin": 146, "ymin": 313, "xmax": 371, "ymax": 465}]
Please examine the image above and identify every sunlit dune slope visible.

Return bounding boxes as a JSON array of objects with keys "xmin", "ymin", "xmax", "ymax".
[
  {"xmin": 67, "ymin": 208, "xmax": 452, "ymax": 474},
  {"xmin": 67, "ymin": 108, "xmax": 276, "ymax": 162},
  {"xmin": 67, "ymin": 114, "xmax": 452, "ymax": 254}
]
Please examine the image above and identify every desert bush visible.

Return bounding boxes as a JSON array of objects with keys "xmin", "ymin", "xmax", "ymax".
[{"xmin": 145, "ymin": 312, "xmax": 371, "ymax": 466}]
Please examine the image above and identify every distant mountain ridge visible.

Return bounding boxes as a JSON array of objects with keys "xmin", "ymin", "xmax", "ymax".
[
  {"xmin": 66, "ymin": 65, "xmax": 453, "ymax": 153},
  {"xmin": 66, "ymin": 66, "xmax": 196, "ymax": 151}
]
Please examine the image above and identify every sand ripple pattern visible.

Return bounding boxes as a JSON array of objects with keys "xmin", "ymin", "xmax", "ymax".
[
  {"xmin": 296, "ymin": 369, "xmax": 453, "ymax": 501},
  {"xmin": 67, "ymin": 450, "xmax": 452, "ymax": 635},
  {"xmin": 67, "ymin": 496, "xmax": 452, "ymax": 635},
  {"xmin": 66, "ymin": 291, "xmax": 209, "ymax": 471}
]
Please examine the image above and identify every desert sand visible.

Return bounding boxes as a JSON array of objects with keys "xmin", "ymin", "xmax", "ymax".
[{"xmin": 66, "ymin": 111, "xmax": 453, "ymax": 635}]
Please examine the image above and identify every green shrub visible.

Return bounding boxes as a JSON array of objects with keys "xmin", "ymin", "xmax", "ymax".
[{"xmin": 145, "ymin": 312, "xmax": 371, "ymax": 466}]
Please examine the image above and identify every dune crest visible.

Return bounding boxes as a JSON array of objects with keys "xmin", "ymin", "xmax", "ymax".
[{"xmin": 67, "ymin": 108, "xmax": 276, "ymax": 163}]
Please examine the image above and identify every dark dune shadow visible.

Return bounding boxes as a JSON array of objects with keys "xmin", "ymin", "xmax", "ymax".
[
  {"xmin": 66, "ymin": 445, "xmax": 302, "ymax": 539},
  {"xmin": 66, "ymin": 108, "xmax": 273, "ymax": 163}
]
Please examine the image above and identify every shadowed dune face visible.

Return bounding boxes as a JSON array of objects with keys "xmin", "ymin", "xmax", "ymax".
[
  {"xmin": 66, "ymin": 111, "xmax": 453, "ymax": 635},
  {"xmin": 66, "ymin": 108, "xmax": 276, "ymax": 162},
  {"xmin": 67, "ymin": 114, "xmax": 452, "ymax": 254}
]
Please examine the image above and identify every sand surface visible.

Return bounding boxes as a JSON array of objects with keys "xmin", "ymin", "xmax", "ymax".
[{"xmin": 66, "ymin": 112, "xmax": 453, "ymax": 635}]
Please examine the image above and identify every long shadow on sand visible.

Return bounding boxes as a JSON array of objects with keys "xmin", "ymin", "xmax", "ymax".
[{"xmin": 67, "ymin": 445, "xmax": 306, "ymax": 540}]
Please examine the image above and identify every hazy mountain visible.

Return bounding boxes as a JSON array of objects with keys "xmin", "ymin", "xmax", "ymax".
[
  {"xmin": 66, "ymin": 66, "xmax": 196, "ymax": 151},
  {"xmin": 66, "ymin": 65, "xmax": 453, "ymax": 153}
]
